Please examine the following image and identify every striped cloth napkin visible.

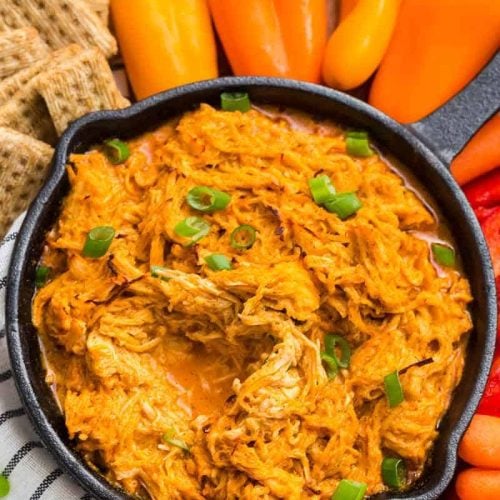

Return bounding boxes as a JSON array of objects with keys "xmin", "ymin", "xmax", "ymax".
[{"xmin": 0, "ymin": 216, "xmax": 89, "ymax": 499}]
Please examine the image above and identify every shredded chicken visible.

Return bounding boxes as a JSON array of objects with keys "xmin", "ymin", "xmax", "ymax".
[{"xmin": 33, "ymin": 104, "xmax": 472, "ymax": 498}]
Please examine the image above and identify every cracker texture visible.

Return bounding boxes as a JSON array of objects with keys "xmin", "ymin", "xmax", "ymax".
[
  {"xmin": 0, "ymin": 44, "xmax": 82, "ymax": 106},
  {"xmin": 0, "ymin": 27, "xmax": 49, "ymax": 79},
  {"xmin": 38, "ymin": 47, "xmax": 129, "ymax": 135},
  {"xmin": 85, "ymin": 0, "xmax": 110, "ymax": 26},
  {"xmin": 0, "ymin": 127, "xmax": 53, "ymax": 237},
  {"xmin": 0, "ymin": 0, "xmax": 117, "ymax": 58},
  {"xmin": 0, "ymin": 79, "xmax": 57, "ymax": 144}
]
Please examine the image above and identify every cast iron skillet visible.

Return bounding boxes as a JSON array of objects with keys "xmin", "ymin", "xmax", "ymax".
[{"xmin": 6, "ymin": 52, "xmax": 500, "ymax": 499}]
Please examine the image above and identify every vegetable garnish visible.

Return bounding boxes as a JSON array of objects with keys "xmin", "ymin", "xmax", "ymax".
[
  {"xmin": 35, "ymin": 265, "xmax": 50, "ymax": 288},
  {"xmin": 321, "ymin": 351, "xmax": 339, "ymax": 379},
  {"xmin": 103, "ymin": 138, "xmax": 130, "ymax": 164},
  {"xmin": 345, "ymin": 131, "xmax": 374, "ymax": 157},
  {"xmin": 0, "ymin": 475, "xmax": 9, "ymax": 498},
  {"xmin": 325, "ymin": 334, "xmax": 351, "ymax": 369},
  {"xmin": 230, "ymin": 224, "xmax": 257, "ymax": 250},
  {"xmin": 324, "ymin": 193, "xmax": 362, "ymax": 220},
  {"xmin": 82, "ymin": 226, "xmax": 115, "ymax": 258},
  {"xmin": 220, "ymin": 92, "xmax": 251, "ymax": 112},
  {"xmin": 331, "ymin": 479, "xmax": 367, "ymax": 500},
  {"xmin": 431, "ymin": 243, "xmax": 456, "ymax": 267},
  {"xmin": 162, "ymin": 430, "xmax": 190, "ymax": 453},
  {"xmin": 204, "ymin": 253, "xmax": 232, "ymax": 271},
  {"xmin": 174, "ymin": 217, "xmax": 210, "ymax": 245},
  {"xmin": 382, "ymin": 457, "xmax": 406, "ymax": 489},
  {"xmin": 384, "ymin": 371, "xmax": 405, "ymax": 408},
  {"xmin": 187, "ymin": 186, "xmax": 231, "ymax": 213},
  {"xmin": 309, "ymin": 174, "xmax": 336, "ymax": 205},
  {"xmin": 150, "ymin": 265, "xmax": 171, "ymax": 281}
]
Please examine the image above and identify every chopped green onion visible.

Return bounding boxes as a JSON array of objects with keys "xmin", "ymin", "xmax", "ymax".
[
  {"xmin": 324, "ymin": 193, "xmax": 362, "ymax": 220},
  {"xmin": 0, "ymin": 475, "xmax": 9, "ymax": 498},
  {"xmin": 35, "ymin": 265, "xmax": 50, "ymax": 288},
  {"xmin": 186, "ymin": 186, "xmax": 231, "ymax": 213},
  {"xmin": 331, "ymin": 479, "xmax": 367, "ymax": 500},
  {"xmin": 382, "ymin": 457, "xmax": 406, "ymax": 489},
  {"xmin": 321, "ymin": 351, "xmax": 338, "ymax": 379},
  {"xmin": 205, "ymin": 253, "xmax": 232, "ymax": 271},
  {"xmin": 230, "ymin": 224, "xmax": 257, "ymax": 250},
  {"xmin": 174, "ymin": 217, "xmax": 210, "ymax": 245},
  {"xmin": 431, "ymin": 243, "xmax": 455, "ymax": 267},
  {"xmin": 104, "ymin": 138, "xmax": 130, "ymax": 164},
  {"xmin": 162, "ymin": 431, "xmax": 190, "ymax": 452},
  {"xmin": 346, "ymin": 131, "xmax": 374, "ymax": 157},
  {"xmin": 324, "ymin": 334, "xmax": 351, "ymax": 369},
  {"xmin": 82, "ymin": 226, "xmax": 115, "ymax": 258},
  {"xmin": 308, "ymin": 175, "xmax": 336, "ymax": 205},
  {"xmin": 150, "ymin": 265, "xmax": 171, "ymax": 281},
  {"xmin": 220, "ymin": 92, "xmax": 251, "ymax": 112},
  {"xmin": 384, "ymin": 371, "xmax": 405, "ymax": 408}
]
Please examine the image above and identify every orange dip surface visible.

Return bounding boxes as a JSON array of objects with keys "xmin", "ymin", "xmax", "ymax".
[{"xmin": 33, "ymin": 104, "xmax": 472, "ymax": 499}]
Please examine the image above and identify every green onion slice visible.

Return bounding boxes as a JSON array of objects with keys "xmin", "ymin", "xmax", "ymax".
[
  {"xmin": 151, "ymin": 265, "xmax": 171, "ymax": 281},
  {"xmin": 431, "ymin": 243, "xmax": 455, "ymax": 267},
  {"xmin": 0, "ymin": 475, "xmax": 9, "ymax": 498},
  {"xmin": 35, "ymin": 265, "xmax": 50, "ymax": 288},
  {"xmin": 324, "ymin": 193, "xmax": 362, "ymax": 220},
  {"xmin": 324, "ymin": 334, "xmax": 351, "ymax": 369},
  {"xmin": 230, "ymin": 224, "xmax": 257, "ymax": 250},
  {"xmin": 321, "ymin": 351, "xmax": 338, "ymax": 379},
  {"xmin": 204, "ymin": 253, "xmax": 232, "ymax": 271},
  {"xmin": 162, "ymin": 430, "xmax": 190, "ymax": 453},
  {"xmin": 174, "ymin": 217, "xmax": 210, "ymax": 245},
  {"xmin": 331, "ymin": 479, "xmax": 367, "ymax": 500},
  {"xmin": 220, "ymin": 92, "xmax": 251, "ymax": 112},
  {"xmin": 346, "ymin": 131, "xmax": 374, "ymax": 157},
  {"xmin": 82, "ymin": 226, "xmax": 115, "ymax": 258},
  {"xmin": 187, "ymin": 186, "xmax": 231, "ymax": 213},
  {"xmin": 104, "ymin": 138, "xmax": 130, "ymax": 164},
  {"xmin": 308, "ymin": 175, "xmax": 336, "ymax": 205},
  {"xmin": 382, "ymin": 457, "xmax": 406, "ymax": 489},
  {"xmin": 384, "ymin": 371, "xmax": 405, "ymax": 408}
]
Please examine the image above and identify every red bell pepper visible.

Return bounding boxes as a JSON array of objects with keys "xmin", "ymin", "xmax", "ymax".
[
  {"xmin": 463, "ymin": 169, "xmax": 500, "ymax": 214},
  {"xmin": 478, "ymin": 356, "xmax": 500, "ymax": 417}
]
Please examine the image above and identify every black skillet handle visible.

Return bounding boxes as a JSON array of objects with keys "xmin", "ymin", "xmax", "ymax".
[{"xmin": 408, "ymin": 52, "xmax": 500, "ymax": 166}]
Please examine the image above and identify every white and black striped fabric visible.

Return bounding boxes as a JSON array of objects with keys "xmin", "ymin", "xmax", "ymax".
[{"xmin": 1, "ymin": 216, "xmax": 88, "ymax": 499}]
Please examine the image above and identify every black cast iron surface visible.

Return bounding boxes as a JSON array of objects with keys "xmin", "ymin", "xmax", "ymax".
[{"xmin": 6, "ymin": 77, "xmax": 497, "ymax": 499}]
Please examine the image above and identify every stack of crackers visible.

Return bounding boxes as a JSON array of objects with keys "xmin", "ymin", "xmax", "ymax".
[{"xmin": 0, "ymin": 0, "xmax": 130, "ymax": 236}]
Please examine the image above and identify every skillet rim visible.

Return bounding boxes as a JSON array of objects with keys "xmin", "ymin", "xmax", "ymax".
[{"xmin": 5, "ymin": 76, "xmax": 497, "ymax": 500}]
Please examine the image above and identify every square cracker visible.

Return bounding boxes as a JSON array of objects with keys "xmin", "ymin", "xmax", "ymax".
[
  {"xmin": 0, "ymin": 0, "xmax": 116, "ymax": 58},
  {"xmin": 0, "ymin": 127, "xmax": 54, "ymax": 237},
  {"xmin": 85, "ymin": 0, "xmax": 110, "ymax": 26},
  {"xmin": 0, "ymin": 27, "xmax": 49, "ymax": 79},
  {"xmin": 37, "ymin": 47, "xmax": 129, "ymax": 135},
  {"xmin": 0, "ymin": 44, "xmax": 82, "ymax": 106},
  {"xmin": 0, "ymin": 78, "xmax": 57, "ymax": 145}
]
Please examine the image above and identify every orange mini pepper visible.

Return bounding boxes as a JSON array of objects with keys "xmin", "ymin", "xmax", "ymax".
[
  {"xmin": 110, "ymin": 0, "xmax": 218, "ymax": 100},
  {"xmin": 339, "ymin": 0, "xmax": 357, "ymax": 21},
  {"xmin": 451, "ymin": 114, "xmax": 500, "ymax": 186},
  {"xmin": 322, "ymin": 0, "xmax": 401, "ymax": 90},
  {"xmin": 208, "ymin": 0, "xmax": 328, "ymax": 83},
  {"xmin": 369, "ymin": 0, "xmax": 500, "ymax": 123}
]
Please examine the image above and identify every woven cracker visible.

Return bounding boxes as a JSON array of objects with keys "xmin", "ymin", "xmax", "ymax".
[
  {"xmin": 0, "ymin": 79, "xmax": 57, "ymax": 145},
  {"xmin": 0, "ymin": 27, "xmax": 49, "ymax": 79},
  {"xmin": 37, "ymin": 47, "xmax": 129, "ymax": 135},
  {"xmin": 85, "ymin": 0, "xmax": 110, "ymax": 26},
  {"xmin": 0, "ymin": 0, "xmax": 117, "ymax": 58},
  {"xmin": 0, "ymin": 127, "xmax": 54, "ymax": 237},
  {"xmin": 0, "ymin": 44, "xmax": 82, "ymax": 106}
]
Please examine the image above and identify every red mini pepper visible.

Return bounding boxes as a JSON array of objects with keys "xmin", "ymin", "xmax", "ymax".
[{"xmin": 478, "ymin": 356, "xmax": 500, "ymax": 417}]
